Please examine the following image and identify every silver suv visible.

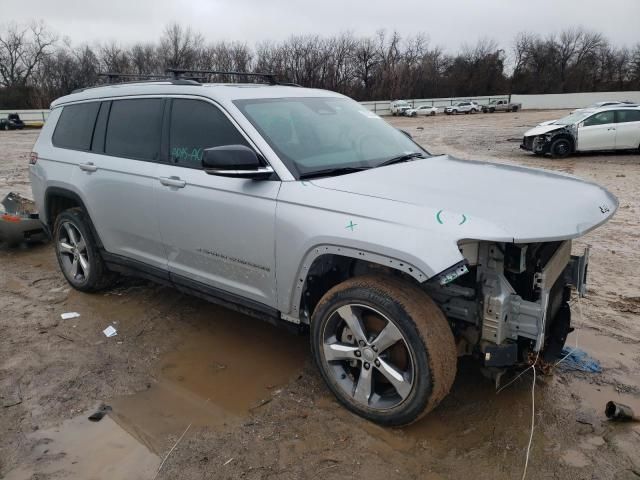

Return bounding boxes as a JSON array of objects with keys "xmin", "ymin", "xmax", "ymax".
[{"xmin": 30, "ymin": 72, "xmax": 616, "ymax": 426}]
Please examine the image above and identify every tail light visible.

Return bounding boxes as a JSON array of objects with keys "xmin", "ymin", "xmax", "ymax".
[{"xmin": 29, "ymin": 152, "xmax": 38, "ymax": 165}]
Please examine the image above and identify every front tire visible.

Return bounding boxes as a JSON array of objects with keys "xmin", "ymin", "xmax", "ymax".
[
  {"xmin": 550, "ymin": 138, "xmax": 572, "ymax": 158},
  {"xmin": 311, "ymin": 275, "xmax": 457, "ymax": 426},
  {"xmin": 54, "ymin": 208, "xmax": 116, "ymax": 292}
]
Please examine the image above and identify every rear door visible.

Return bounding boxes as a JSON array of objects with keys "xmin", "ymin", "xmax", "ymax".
[
  {"xmin": 614, "ymin": 109, "xmax": 640, "ymax": 149},
  {"xmin": 72, "ymin": 97, "xmax": 167, "ymax": 270},
  {"xmin": 577, "ymin": 110, "xmax": 616, "ymax": 151},
  {"xmin": 154, "ymin": 97, "xmax": 280, "ymax": 307}
]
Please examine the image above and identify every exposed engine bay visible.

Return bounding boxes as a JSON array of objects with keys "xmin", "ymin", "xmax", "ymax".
[{"xmin": 425, "ymin": 239, "xmax": 589, "ymax": 370}]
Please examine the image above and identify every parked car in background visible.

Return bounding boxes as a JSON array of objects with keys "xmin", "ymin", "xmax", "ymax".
[
  {"xmin": 0, "ymin": 113, "xmax": 25, "ymax": 130},
  {"xmin": 390, "ymin": 100, "xmax": 412, "ymax": 116},
  {"xmin": 405, "ymin": 105, "xmax": 438, "ymax": 117},
  {"xmin": 444, "ymin": 101, "xmax": 479, "ymax": 115},
  {"xmin": 482, "ymin": 99, "xmax": 522, "ymax": 113},
  {"xmin": 521, "ymin": 106, "xmax": 640, "ymax": 158}
]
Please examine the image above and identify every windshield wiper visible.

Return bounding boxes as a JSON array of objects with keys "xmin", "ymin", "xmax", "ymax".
[
  {"xmin": 376, "ymin": 152, "xmax": 425, "ymax": 168},
  {"xmin": 298, "ymin": 166, "xmax": 370, "ymax": 180}
]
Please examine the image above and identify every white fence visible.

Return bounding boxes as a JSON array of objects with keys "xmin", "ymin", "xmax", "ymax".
[
  {"xmin": 0, "ymin": 109, "xmax": 49, "ymax": 125},
  {"xmin": 511, "ymin": 91, "xmax": 640, "ymax": 110}
]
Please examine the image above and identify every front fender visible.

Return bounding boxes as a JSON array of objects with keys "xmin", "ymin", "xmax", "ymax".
[{"xmin": 274, "ymin": 182, "xmax": 467, "ymax": 316}]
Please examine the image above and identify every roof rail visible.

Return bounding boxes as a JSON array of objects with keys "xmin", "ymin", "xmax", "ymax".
[
  {"xmin": 99, "ymin": 72, "xmax": 168, "ymax": 83},
  {"xmin": 166, "ymin": 68, "xmax": 279, "ymax": 86}
]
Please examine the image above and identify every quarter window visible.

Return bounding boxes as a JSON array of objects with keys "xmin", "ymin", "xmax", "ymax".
[
  {"xmin": 583, "ymin": 111, "xmax": 615, "ymax": 127},
  {"xmin": 105, "ymin": 98, "xmax": 163, "ymax": 161},
  {"xmin": 616, "ymin": 110, "xmax": 640, "ymax": 123},
  {"xmin": 52, "ymin": 102, "xmax": 100, "ymax": 150},
  {"xmin": 169, "ymin": 99, "xmax": 249, "ymax": 168}
]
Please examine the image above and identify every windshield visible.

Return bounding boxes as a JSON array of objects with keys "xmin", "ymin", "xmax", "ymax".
[
  {"xmin": 555, "ymin": 111, "xmax": 593, "ymax": 125},
  {"xmin": 234, "ymin": 97, "xmax": 427, "ymax": 178}
]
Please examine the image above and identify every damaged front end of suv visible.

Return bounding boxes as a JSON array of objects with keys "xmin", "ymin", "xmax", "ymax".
[{"xmin": 425, "ymin": 239, "xmax": 589, "ymax": 380}]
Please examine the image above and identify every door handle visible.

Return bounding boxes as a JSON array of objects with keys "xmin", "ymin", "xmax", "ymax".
[
  {"xmin": 159, "ymin": 176, "xmax": 186, "ymax": 188},
  {"xmin": 79, "ymin": 162, "xmax": 98, "ymax": 172},
  {"xmin": 607, "ymin": 127, "xmax": 616, "ymax": 131}
]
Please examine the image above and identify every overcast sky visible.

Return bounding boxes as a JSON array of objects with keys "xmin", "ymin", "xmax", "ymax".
[{"xmin": 3, "ymin": 0, "xmax": 639, "ymax": 52}]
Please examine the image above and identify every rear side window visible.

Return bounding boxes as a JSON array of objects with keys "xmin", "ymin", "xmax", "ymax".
[
  {"xmin": 616, "ymin": 110, "xmax": 640, "ymax": 123},
  {"xmin": 169, "ymin": 99, "xmax": 249, "ymax": 168},
  {"xmin": 52, "ymin": 102, "xmax": 100, "ymax": 150},
  {"xmin": 105, "ymin": 98, "xmax": 163, "ymax": 161}
]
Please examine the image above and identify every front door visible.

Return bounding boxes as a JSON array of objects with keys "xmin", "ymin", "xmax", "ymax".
[
  {"xmin": 577, "ymin": 110, "xmax": 616, "ymax": 151},
  {"xmin": 154, "ymin": 98, "xmax": 280, "ymax": 307}
]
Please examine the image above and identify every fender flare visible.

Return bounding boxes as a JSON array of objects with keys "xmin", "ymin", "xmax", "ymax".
[
  {"xmin": 44, "ymin": 186, "xmax": 104, "ymax": 248},
  {"xmin": 286, "ymin": 244, "xmax": 430, "ymax": 320}
]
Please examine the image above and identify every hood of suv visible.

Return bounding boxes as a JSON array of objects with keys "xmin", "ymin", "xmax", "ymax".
[
  {"xmin": 523, "ymin": 123, "xmax": 567, "ymax": 136},
  {"xmin": 310, "ymin": 155, "xmax": 617, "ymax": 243}
]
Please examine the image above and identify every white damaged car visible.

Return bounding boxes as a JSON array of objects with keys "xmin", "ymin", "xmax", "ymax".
[{"xmin": 521, "ymin": 106, "xmax": 640, "ymax": 158}]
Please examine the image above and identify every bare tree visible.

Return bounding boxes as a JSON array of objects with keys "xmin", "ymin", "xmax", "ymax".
[{"xmin": 0, "ymin": 21, "xmax": 56, "ymax": 87}]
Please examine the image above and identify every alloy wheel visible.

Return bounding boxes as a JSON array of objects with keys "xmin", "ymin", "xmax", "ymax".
[
  {"xmin": 321, "ymin": 304, "xmax": 415, "ymax": 411},
  {"xmin": 57, "ymin": 221, "xmax": 90, "ymax": 282}
]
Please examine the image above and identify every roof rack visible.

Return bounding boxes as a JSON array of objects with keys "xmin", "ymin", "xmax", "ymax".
[{"xmin": 166, "ymin": 68, "xmax": 280, "ymax": 85}]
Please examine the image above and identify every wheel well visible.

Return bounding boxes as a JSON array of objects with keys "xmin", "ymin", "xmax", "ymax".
[
  {"xmin": 44, "ymin": 188, "xmax": 103, "ymax": 248},
  {"xmin": 46, "ymin": 193, "xmax": 80, "ymax": 230},
  {"xmin": 551, "ymin": 134, "xmax": 575, "ymax": 151},
  {"xmin": 299, "ymin": 254, "xmax": 421, "ymax": 322}
]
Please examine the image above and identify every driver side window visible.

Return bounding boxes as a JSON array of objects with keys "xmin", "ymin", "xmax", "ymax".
[
  {"xmin": 169, "ymin": 99, "xmax": 249, "ymax": 169},
  {"xmin": 583, "ymin": 111, "xmax": 615, "ymax": 127}
]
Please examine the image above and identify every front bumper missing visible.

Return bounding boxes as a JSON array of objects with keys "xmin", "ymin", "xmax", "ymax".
[{"xmin": 481, "ymin": 241, "xmax": 589, "ymax": 367}]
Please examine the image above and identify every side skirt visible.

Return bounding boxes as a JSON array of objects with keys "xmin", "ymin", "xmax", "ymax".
[{"xmin": 102, "ymin": 251, "xmax": 302, "ymax": 334}]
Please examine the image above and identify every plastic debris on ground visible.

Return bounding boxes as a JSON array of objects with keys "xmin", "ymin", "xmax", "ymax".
[
  {"xmin": 103, "ymin": 325, "xmax": 117, "ymax": 338},
  {"xmin": 557, "ymin": 347, "xmax": 602, "ymax": 373},
  {"xmin": 61, "ymin": 312, "xmax": 81, "ymax": 320},
  {"xmin": 0, "ymin": 192, "xmax": 46, "ymax": 246},
  {"xmin": 88, "ymin": 404, "xmax": 112, "ymax": 422}
]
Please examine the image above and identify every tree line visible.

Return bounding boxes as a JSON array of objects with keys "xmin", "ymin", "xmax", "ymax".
[{"xmin": 1, "ymin": 22, "xmax": 639, "ymax": 109}]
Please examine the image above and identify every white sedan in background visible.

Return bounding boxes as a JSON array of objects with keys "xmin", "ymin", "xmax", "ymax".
[
  {"xmin": 405, "ymin": 105, "xmax": 438, "ymax": 117},
  {"xmin": 521, "ymin": 106, "xmax": 640, "ymax": 158}
]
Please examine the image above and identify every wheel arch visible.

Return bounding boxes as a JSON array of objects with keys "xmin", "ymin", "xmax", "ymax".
[
  {"xmin": 285, "ymin": 245, "xmax": 431, "ymax": 324},
  {"xmin": 44, "ymin": 186, "xmax": 104, "ymax": 248}
]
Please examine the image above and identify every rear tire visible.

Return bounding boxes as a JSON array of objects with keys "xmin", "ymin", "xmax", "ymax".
[
  {"xmin": 54, "ymin": 208, "xmax": 117, "ymax": 292},
  {"xmin": 550, "ymin": 138, "xmax": 572, "ymax": 158},
  {"xmin": 311, "ymin": 275, "xmax": 457, "ymax": 426}
]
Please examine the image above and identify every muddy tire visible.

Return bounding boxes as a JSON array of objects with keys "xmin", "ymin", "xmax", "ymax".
[
  {"xmin": 550, "ymin": 138, "xmax": 572, "ymax": 158},
  {"xmin": 54, "ymin": 207, "xmax": 117, "ymax": 292},
  {"xmin": 311, "ymin": 274, "xmax": 457, "ymax": 426}
]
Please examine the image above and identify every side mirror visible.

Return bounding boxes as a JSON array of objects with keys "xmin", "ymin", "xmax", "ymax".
[
  {"xmin": 202, "ymin": 145, "xmax": 274, "ymax": 179},
  {"xmin": 578, "ymin": 122, "xmax": 585, "ymax": 128}
]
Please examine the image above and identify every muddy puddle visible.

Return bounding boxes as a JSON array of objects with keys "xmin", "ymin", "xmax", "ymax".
[
  {"xmin": 109, "ymin": 305, "xmax": 309, "ymax": 453},
  {"xmin": 3, "ymin": 409, "xmax": 160, "ymax": 480}
]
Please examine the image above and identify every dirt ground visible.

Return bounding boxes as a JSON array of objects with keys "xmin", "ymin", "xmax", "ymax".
[{"xmin": 1, "ymin": 111, "xmax": 639, "ymax": 480}]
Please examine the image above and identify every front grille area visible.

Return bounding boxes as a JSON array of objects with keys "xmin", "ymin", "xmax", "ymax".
[{"xmin": 522, "ymin": 136, "xmax": 534, "ymax": 150}]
